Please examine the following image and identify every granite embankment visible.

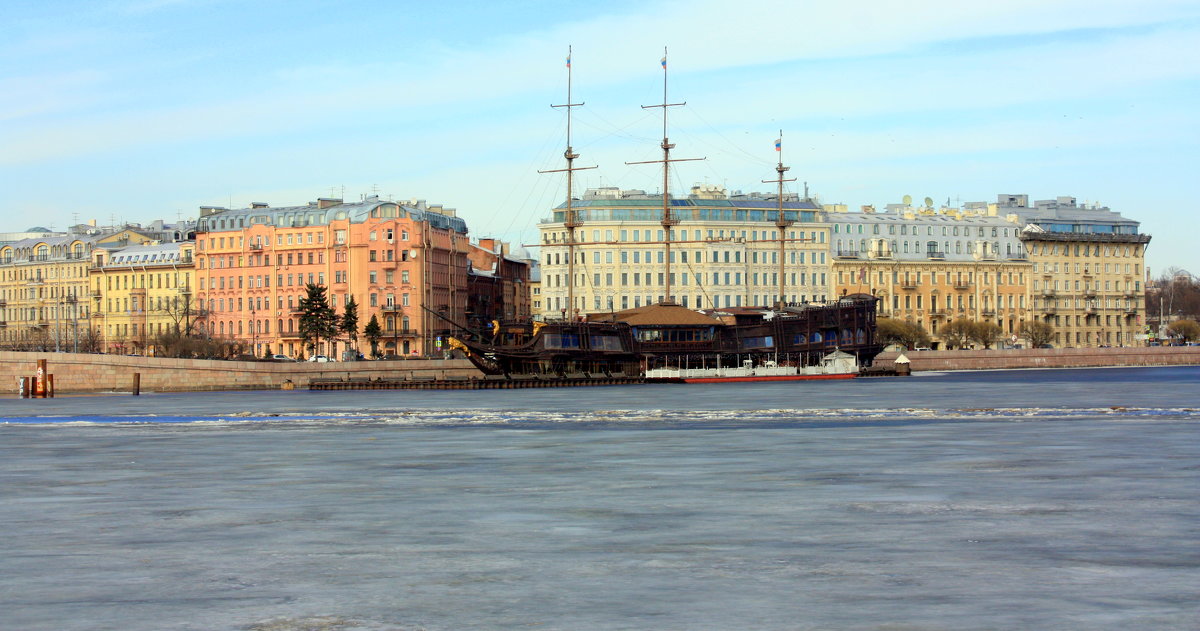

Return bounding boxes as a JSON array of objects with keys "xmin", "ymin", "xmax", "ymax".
[
  {"xmin": 873, "ymin": 346, "xmax": 1200, "ymax": 372},
  {"xmin": 0, "ymin": 351, "xmax": 480, "ymax": 394}
]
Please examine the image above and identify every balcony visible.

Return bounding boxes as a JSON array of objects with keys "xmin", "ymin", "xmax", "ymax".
[
  {"xmin": 1123, "ymin": 290, "xmax": 1138, "ymax": 299},
  {"xmin": 928, "ymin": 309, "xmax": 947, "ymax": 319},
  {"xmin": 380, "ymin": 304, "xmax": 403, "ymax": 313},
  {"xmin": 901, "ymin": 282, "xmax": 917, "ymax": 290},
  {"xmin": 0, "ymin": 299, "xmax": 5, "ymax": 309},
  {"xmin": 90, "ymin": 290, "xmax": 102, "ymax": 298},
  {"xmin": 982, "ymin": 309, "xmax": 996, "ymax": 317},
  {"xmin": 1125, "ymin": 306, "xmax": 1138, "ymax": 315},
  {"xmin": 388, "ymin": 328, "xmax": 420, "ymax": 337},
  {"xmin": 1042, "ymin": 305, "xmax": 1057, "ymax": 315},
  {"xmin": 953, "ymin": 281, "xmax": 971, "ymax": 290},
  {"xmin": 0, "ymin": 321, "xmax": 6, "ymax": 328},
  {"xmin": 834, "ymin": 250, "xmax": 860, "ymax": 259},
  {"xmin": 1085, "ymin": 306, "xmax": 1097, "ymax": 315},
  {"xmin": 1041, "ymin": 288, "xmax": 1056, "ymax": 297},
  {"xmin": 249, "ymin": 243, "xmax": 263, "ymax": 251},
  {"xmin": 925, "ymin": 251, "xmax": 946, "ymax": 260},
  {"xmin": 1083, "ymin": 289, "xmax": 1097, "ymax": 299}
]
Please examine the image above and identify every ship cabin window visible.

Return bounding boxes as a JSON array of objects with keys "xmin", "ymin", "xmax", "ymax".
[
  {"xmin": 634, "ymin": 327, "xmax": 713, "ymax": 344},
  {"xmin": 740, "ymin": 335, "xmax": 775, "ymax": 349},
  {"xmin": 589, "ymin": 335, "xmax": 624, "ymax": 351},
  {"xmin": 544, "ymin": 332, "xmax": 581, "ymax": 349},
  {"xmin": 810, "ymin": 332, "xmax": 823, "ymax": 343}
]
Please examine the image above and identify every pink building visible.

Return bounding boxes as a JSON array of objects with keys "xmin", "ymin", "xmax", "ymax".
[{"xmin": 195, "ymin": 196, "xmax": 469, "ymax": 359}]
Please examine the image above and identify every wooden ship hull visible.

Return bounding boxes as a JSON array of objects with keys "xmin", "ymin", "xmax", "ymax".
[{"xmin": 448, "ymin": 294, "xmax": 882, "ymax": 380}]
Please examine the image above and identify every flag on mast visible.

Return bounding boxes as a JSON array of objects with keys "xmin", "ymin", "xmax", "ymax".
[
  {"xmin": 775, "ymin": 138, "xmax": 781, "ymax": 152},
  {"xmin": 661, "ymin": 55, "xmax": 667, "ymax": 68},
  {"xmin": 566, "ymin": 53, "xmax": 571, "ymax": 68}
]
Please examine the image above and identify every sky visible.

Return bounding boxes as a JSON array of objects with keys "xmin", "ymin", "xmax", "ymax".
[{"xmin": 4, "ymin": 0, "xmax": 1199, "ymax": 275}]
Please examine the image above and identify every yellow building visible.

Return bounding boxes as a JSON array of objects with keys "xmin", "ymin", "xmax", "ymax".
[
  {"xmin": 537, "ymin": 186, "xmax": 831, "ymax": 316},
  {"xmin": 1022, "ymin": 229, "xmax": 1149, "ymax": 347},
  {"xmin": 0, "ymin": 236, "xmax": 94, "ymax": 351},
  {"xmin": 834, "ymin": 255, "xmax": 1030, "ymax": 345},
  {"xmin": 828, "ymin": 207, "xmax": 1031, "ymax": 347},
  {"xmin": 90, "ymin": 242, "xmax": 198, "ymax": 354}
]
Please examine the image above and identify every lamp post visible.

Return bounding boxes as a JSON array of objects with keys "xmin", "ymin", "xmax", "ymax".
[{"xmin": 66, "ymin": 294, "xmax": 78, "ymax": 353}]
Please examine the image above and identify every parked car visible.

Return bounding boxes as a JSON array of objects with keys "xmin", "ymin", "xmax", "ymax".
[
  {"xmin": 307, "ymin": 355, "xmax": 331, "ymax": 363},
  {"xmin": 269, "ymin": 354, "xmax": 297, "ymax": 362},
  {"xmin": 913, "ymin": 347, "xmax": 933, "ymax": 352}
]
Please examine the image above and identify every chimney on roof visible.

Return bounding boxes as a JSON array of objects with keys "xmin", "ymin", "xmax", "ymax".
[
  {"xmin": 250, "ymin": 202, "xmax": 269, "ymax": 209},
  {"xmin": 317, "ymin": 198, "xmax": 342, "ymax": 209}
]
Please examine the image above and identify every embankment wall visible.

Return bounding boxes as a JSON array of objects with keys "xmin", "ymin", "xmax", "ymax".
[
  {"xmin": 873, "ymin": 346, "xmax": 1200, "ymax": 372},
  {"xmin": 0, "ymin": 351, "xmax": 481, "ymax": 394}
]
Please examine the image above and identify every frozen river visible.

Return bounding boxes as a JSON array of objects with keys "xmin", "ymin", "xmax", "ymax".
[{"xmin": 2, "ymin": 366, "xmax": 1198, "ymax": 630}]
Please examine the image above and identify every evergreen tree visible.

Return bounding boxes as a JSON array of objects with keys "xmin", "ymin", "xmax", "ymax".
[
  {"xmin": 341, "ymin": 295, "xmax": 360, "ymax": 354},
  {"xmin": 364, "ymin": 314, "xmax": 383, "ymax": 359},
  {"xmin": 298, "ymin": 283, "xmax": 338, "ymax": 355}
]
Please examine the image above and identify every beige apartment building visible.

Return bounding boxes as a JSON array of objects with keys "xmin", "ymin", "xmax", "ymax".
[
  {"xmin": 536, "ymin": 186, "xmax": 831, "ymax": 317},
  {"xmin": 1023, "ymin": 229, "xmax": 1149, "ymax": 347},
  {"xmin": 829, "ymin": 204, "xmax": 1031, "ymax": 345}
]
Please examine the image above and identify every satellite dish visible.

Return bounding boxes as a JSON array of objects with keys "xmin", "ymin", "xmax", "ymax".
[
  {"xmin": 924, "ymin": 196, "xmax": 933, "ymax": 207},
  {"xmin": 902, "ymin": 194, "xmax": 912, "ymax": 205}
]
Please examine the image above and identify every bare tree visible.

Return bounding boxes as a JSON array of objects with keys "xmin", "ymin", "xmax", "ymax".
[
  {"xmin": 940, "ymin": 318, "xmax": 974, "ymax": 350},
  {"xmin": 967, "ymin": 321, "xmax": 1004, "ymax": 349},
  {"xmin": 1019, "ymin": 320, "xmax": 1055, "ymax": 348},
  {"xmin": 1166, "ymin": 319, "xmax": 1200, "ymax": 343},
  {"xmin": 876, "ymin": 318, "xmax": 930, "ymax": 349}
]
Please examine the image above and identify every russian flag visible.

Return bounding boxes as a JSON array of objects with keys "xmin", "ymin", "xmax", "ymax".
[
  {"xmin": 566, "ymin": 54, "xmax": 571, "ymax": 68},
  {"xmin": 661, "ymin": 56, "xmax": 667, "ymax": 68},
  {"xmin": 775, "ymin": 138, "xmax": 781, "ymax": 152}
]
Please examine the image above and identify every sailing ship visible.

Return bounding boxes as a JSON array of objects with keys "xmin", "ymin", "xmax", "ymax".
[{"xmin": 448, "ymin": 48, "xmax": 882, "ymax": 381}]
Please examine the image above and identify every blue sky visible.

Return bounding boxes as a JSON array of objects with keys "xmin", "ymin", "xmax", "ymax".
[{"xmin": 4, "ymin": 0, "xmax": 1198, "ymax": 275}]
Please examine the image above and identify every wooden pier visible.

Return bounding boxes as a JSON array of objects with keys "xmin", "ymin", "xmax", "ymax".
[{"xmin": 307, "ymin": 373, "xmax": 646, "ymax": 390}]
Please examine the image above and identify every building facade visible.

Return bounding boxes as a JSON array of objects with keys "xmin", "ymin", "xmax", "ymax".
[
  {"xmin": 536, "ymin": 186, "xmax": 831, "ymax": 317},
  {"xmin": 829, "ymin": 205, "xmax": 1031, "ymax": 346},
  {"xmin": 0, "ymin": 237, "xmax": 94, "ymax": 350},
  {"xmin": 466, "ymin": 238, "xmax": 532, "ymax": 331},
  {"xmin": 194, "ymin": 196, "xmax": 469, "ymax": 359},
  {"xmin": 89, "ymin": 241, "xmax": 197, "ymax": 354}
]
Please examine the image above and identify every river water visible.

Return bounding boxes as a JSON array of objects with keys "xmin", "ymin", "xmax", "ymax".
[{"xmin": 2, "ymin": 366, "xmax": 1198, "ymax": 630}]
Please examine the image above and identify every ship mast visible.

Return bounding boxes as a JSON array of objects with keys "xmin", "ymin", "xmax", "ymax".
[
  {"xmin": 762, "ymin": 130, "xmax": 796, "ymax": 308},
  {"xmin": 627, "ymin": 47, "xmax": 703, "ymax": 305},
  {"xmin": 539, "ymin": 45, "xmax": 595, "ymax": 320}
]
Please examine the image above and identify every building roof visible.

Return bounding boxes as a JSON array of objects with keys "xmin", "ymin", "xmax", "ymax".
[
  {"xmin": 602, "ymin": 302, "xmax": 724, "ymax": 326},
  {"xmin": 102, "ymin": 242, "xmax": 193, "ymax": 267},
  {"xmin": 196, "ymin": 196, "xmax": 468, "ymax": 234}
]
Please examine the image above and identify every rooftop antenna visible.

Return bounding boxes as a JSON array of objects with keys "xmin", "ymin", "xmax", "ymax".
[
  {"xmin": 763, "ymin": 130, "xmax": 796, "ymax": 308},
  {"xmin": 538, "ymin": 45, "xmax": 597, "ymax": 319},
  {"xmin": 626, "ymin": 46, "xmax": 704, "ymax": 304}
]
